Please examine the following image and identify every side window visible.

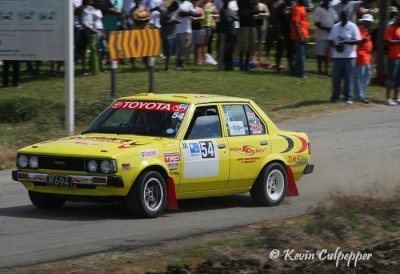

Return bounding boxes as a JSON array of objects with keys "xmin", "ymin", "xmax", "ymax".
[
  {"xmin": 222, "ymin": 105, "xmax": 265, "ymax": 136},
  {"xmin": 244, "ymin": 105, "xmax": 265, "ymax": 135},
  {"xmin": 185, "ymin": 106, "xmax": 222, "ymax": 140},
  {"xmin": 222, "ymin": 105, "xmax": 249, "ymax": 136}
]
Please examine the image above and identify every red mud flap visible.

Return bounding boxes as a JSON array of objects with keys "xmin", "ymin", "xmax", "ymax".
[
  {"xmin": 286, "ymin": 166, "xmax": 299, "ymax": 197},
  {"xmin": 166, "ymin": 177, "xmax": 178, "ymax": 210}
]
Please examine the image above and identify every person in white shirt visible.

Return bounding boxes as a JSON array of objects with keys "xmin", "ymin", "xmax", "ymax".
[
  {"xmin": 142, "ymin": 0, "xmax": 163, "ymax": 28},
  {"xmin": 333, "ymin": 0, "xmax": 362, "ymax": 21},
  {"xmin": 328, "ymin": 10, "xmax": 362, "ymax": 104},
  {"xmin": 175, "ymin": 0, "xmax": 194, "ymax": 69},
  {"xmin": 82, "ymin": 0, "xmax": 107, "ymax": 74},
  {"xmin": 313, "ymin": 0, "xmax": 337, "ymax": 75}
]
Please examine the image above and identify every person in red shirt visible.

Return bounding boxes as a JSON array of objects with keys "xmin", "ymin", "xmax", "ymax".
[
  {"xmin": 354, "ymin": 14, "xmax": 373, "ymax": 104},
  {"xmin": 384, "ymin": 14, "xmax": 400, "ymax": 106},
  {"xmin": 290, "ymin": 0, "xmax": 310, "ymax": 78}
]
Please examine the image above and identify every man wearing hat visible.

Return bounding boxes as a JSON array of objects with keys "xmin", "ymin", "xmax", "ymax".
[{"xmin": 354, "ymin": 13, "xmax": 374, "ymax": 103}]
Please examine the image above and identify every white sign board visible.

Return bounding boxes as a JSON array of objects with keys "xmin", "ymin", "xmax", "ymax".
[{"xmin": 0, "ymin": 0, "xmax": 65, "ymax": 60}]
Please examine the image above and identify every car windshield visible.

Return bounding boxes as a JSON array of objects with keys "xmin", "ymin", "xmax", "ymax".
[{"xmin": 83, "ymin": 100, "xmax": 189, "ymax": 138}]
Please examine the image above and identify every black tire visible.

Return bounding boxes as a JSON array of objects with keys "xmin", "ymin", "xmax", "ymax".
[
  {"xmin": 125, "ymin": 171, "xmax": 167, "ymax": 218},
  {"xmin": 28, "ymin": 191, "xmax": 66, "ymax": 209},
  {"xmin": 250, "ymin": 163, "xmax": 287, "ymax": 206}
]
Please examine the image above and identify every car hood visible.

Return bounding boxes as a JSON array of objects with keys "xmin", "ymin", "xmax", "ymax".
[{"xmin": 18, "ymin": 134, "xmax": 168, "ymax": 158}]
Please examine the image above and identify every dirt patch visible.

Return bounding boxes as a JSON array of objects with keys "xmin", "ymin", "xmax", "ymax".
[{"xmin": 2, "ymin": 190, "xmax": 398, "ymax": 274}]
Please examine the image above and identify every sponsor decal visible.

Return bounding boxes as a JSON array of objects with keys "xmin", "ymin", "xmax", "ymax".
[
  {"xmin": 64, "ymin": 136, "xmax": 132, "ymax": 144},
  {"xmin": 164, "ymin": 152, "xmax": 180, "ymax": 163},
  {"xmin": 247, "ymin": 113, "xmax": 263, "ymax": 134},
  {"xmin": 121, "ymin": 163, "xmax": 131, "ymax": 171},
  {"xmin": 72, "ymin": 177, "xmax": 90, "ymax": 184},
  {"xmin": 231, "ymin": 145, "xmax": 265, "ymax": 156},
  {"xmin": 237, "ymin": 157, "xmax": 261, "ymax": 164},
  {"xmin": 170, "ymin": 171, "xmax": 180, "ymax": 176},
  {"xmin": 250, "ymin": 122, "xmax": 263, "ymax": 134},
  {"xmin": 118, "ymin": 141, "xmax": 149, "ymax": 149},
  {"xmin": 227, "ymin": 121, "xmax": 246, "ymax": 136},
  {"xmin": 188, "ymin": 142, "xmax": 200, "ymax": 157},
  {"xmin": 288, "ymin": 155, "xmax": 308, "ymax": 167},
  {"xmin": 183, "ymin": 141, "xmax": 216, "ymax": 159},
  {"xmin": 294, "ymin": 135, "xmax": 308, "ymax": 153},
  {"xmin": 279, "ymin": 134, "xmax": 295, "ymax": 153},
  {"xmin": 110, "ymin": 101, "xmax": 187, "ymax": 113},
  {"xmin": 31, "ymin": 174, "xmax": 47, "ymax": 182},
  {"xmin": 164, "ymin": 152, "xmax": 180, "ymax": 171},
  {"xmin": 279, "ymin": 134, "xmax": 308, "ymax": 154},
  {"xmin": 52, "ymin": 140, "xmax": 106, "ymax": 146},
  {"xmin": 140, "ymin": 149, "xmax": 157, "ymax": 158},
  {"xmin": 182, "ymin": 140, "xmax": 219, "ymax": 178}
]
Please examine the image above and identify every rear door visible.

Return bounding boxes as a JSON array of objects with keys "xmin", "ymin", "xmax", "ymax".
[{"xmin": 221, "ymin": 104, "xmax": 271, "ymax": 189}]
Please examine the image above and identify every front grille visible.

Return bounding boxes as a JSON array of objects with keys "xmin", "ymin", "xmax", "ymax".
[{"xmin": 39, "ymin": 156, "xmax": 85, "ymax": 171}]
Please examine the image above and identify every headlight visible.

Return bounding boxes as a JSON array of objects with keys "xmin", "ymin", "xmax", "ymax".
[
  {"xmin": 87, "ymin": 160, "xmax": 98, "ymax": 173},
  {"xmin": 17, "ymin": 155, "xmax": 28, "ymax": 168},
  {"xmin": 100, "ymin": 160, "xmax": 111, "ymax": 173},
  {"xmin": 29, "ymin": 156, "xmax": 39, "ymax": 169}
]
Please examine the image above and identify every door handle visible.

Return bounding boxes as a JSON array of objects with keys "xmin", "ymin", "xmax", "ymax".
[
  {"xmin": 260, "ymin": 141, "xmax": 268, "ymax": 145},
  {"xmin": 217, "ymin": 144, "xmax": 226, "ymax": 149}
]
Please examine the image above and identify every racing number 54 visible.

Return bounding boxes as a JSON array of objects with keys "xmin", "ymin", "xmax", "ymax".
[{"xmin": 199, "ymin": 141, "xmax": 215, "ymax": 158}]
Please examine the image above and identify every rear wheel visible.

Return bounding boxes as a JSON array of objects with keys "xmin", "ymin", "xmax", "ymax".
[
  {"xmin": 28, "ymin": 191, "xmax": 66, "ymax": 209},
  {"xmin": 250, "ymin": 163, "xmax": 287, "ymax": 206},
  {"xmin": 125, "ymin": 171, "xmax": 167, "ymax": 218}
]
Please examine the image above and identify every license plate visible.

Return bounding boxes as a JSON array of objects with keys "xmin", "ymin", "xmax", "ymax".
[{"xmin": 47, "ymin": 175, "xmax": 72, "ymax": 188}]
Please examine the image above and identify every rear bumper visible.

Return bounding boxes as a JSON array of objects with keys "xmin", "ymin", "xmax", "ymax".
[
  {"xmin": 12, "ymin": 170, "xmax": 124, "ymax": 188},
  {"xmin": 303, "ymin": 164, "xmax": 314, "ymax": 174}
]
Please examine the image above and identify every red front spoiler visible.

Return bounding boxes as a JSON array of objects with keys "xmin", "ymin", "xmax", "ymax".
[{"xmin": 166, "ymin": 177, "xmax": 179, "ymax": 210}]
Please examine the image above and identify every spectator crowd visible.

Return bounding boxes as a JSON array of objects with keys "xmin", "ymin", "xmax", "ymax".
[{"xmin": 1, "ymin": 0, "xmax": 400, "ymax": 106}]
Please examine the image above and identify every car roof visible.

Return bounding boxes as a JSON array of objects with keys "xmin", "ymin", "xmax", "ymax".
[{"xmin": 119, "ymin": 93, "xmax": 251, "ymax": 105}]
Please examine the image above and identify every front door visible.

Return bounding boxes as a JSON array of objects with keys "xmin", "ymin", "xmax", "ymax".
[{"xmin": 178, "ymin": 105, "xmax": 230, "ymax": 193}]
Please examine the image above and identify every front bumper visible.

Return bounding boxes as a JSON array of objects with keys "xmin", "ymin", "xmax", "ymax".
[
  {"xmin": 12, "ymin": 170, "xmax": 124, "ymax": 188},
  {"xmin": 303, "ymin": 164, "xmax": 314, "ymax": 174}
]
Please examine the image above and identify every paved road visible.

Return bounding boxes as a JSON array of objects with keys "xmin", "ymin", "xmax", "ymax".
[{"xmin": 0, "ymin": 105, "xmax": 399, "ymax": 268}]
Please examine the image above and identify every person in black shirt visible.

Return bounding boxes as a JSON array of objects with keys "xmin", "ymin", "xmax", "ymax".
[
  {"xmin": 237, "ymin": 0, "xmax": 258, "ymax": 70},
  {"xmin": 218, "ymin": 0, "xmax": 238, "ymax": 70},
  {"xmin": 273, "ymin": 0, "xmax": 293, "ymax": 72}
]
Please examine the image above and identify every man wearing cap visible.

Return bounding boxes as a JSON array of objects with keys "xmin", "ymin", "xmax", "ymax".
[
  {"xmin": 384, "ymin": 14, "xmax": 400, "ymax": 105},
  {"xmin": 354, "ymin": 14, "xmax": 373, "ymax": 103}
]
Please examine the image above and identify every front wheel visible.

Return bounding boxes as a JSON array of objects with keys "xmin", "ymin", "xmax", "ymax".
[
  {"xmin": 125, "ymin": 171, "xmax": 167, "ymax": 218},
  {"xmin": 250, "ymin": 163, "xmax": 287, "ymax": 206},
  {"xmin": 28, "ymin": 191, "xmax": 66, "ymax": 209}
]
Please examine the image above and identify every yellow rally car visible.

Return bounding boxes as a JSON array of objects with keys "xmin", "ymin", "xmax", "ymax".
[{"xmin": 12, "ymin": 93, "xmax": 314, "ymax": 218}]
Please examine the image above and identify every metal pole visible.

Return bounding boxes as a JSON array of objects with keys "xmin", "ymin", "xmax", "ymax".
[
  {"xmin": 111, "ymin": 60, "xmax": 118, "ymax": 98},
  {"xmin": 148, "ymin": 57, "xmax": 155, "ymax": 92},
  {"xmin": 65, "ymin": 0, "xmax": 74, "ymax": 135}
]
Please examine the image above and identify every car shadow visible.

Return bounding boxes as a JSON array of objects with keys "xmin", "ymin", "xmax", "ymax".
[
  {"xmin": 0, "ymin": 202, "xmax": 132, "ymax": 221},
  {"xmin": 172, "ymin": 194, "xmax": 255, "ymax": 214},
  {"xmin": 0, "ymin": 195, "xmax": 292, "ymax": 220}
]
